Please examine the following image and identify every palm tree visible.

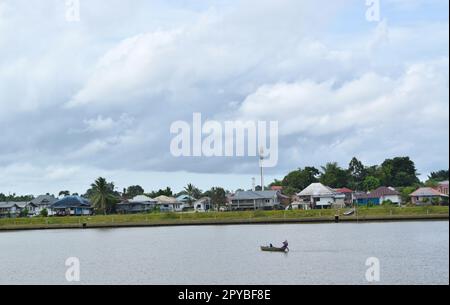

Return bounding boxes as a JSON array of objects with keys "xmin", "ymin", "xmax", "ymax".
[
  {"xmin": 59, "ymin": 190, "xmax": 70, "ymax": 197},
  {"xmin": 90, "ymin": 177, "xmax": 118, "ymax": 215},
  {"xmin": 184, "ymin": 183, "xmax": 199, "ymax": 206}
]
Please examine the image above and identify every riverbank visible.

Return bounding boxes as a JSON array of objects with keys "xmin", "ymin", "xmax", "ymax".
[{"xmin": 0, "ymin": 206, "xmax": 448, "ymax": 231}]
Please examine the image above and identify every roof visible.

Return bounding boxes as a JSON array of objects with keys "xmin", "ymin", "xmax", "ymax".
[
  {"xmin": 232, "ymin": 190, "xmax": 279, "ymax": 201},
  {"xmin": 31, "ymin": 195, "xmax": 57, "ymax": 206},
  {"xmin": 130, "ymin": 195, "xmax": 156, "ymax": 203},
  {"xmin": 0, "ymin": 202, "xmax": 20, "ymax": 209},
  {"xmin": 335, "ymin": 187, "xmax": 353, "ymax": 194},
  {"xmin": 176, "ymin": 194, "xmax": 196, "ymax": 202},
  {"xmin": 15, "ymin": 202, "xmax": 35, "ymax": 208},
  {"xmin": 438, "ymin": 180, "xmax": 449, "ymax": 186},
  {"xmin": 270, "ymin": 186, "xmax": 283, "ymax": 191},
  {"xmin": 410, "ymin": 187, "xmax": 448, "ymax": 197},
  {"xmin": 52, "ymin": 196, "xmax": 91, "ymax": 209},
  {"xmin": 356, "ymin": 187, "xmax": 400, "ymax": 199},
  {"xmin": 154, "ymin": 195, "xmax": 179, "ymax": 204},
  {"xmin": 298, "ymin": 183, "xmax": 335, "ymax": 197}
]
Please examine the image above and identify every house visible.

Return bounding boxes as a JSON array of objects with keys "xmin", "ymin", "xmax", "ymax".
[
  {"xmin": 297, "ymin": 183, "xmax": 341, "ymax": 209},
  {"xmin": 30, "ymin": 195, "xmax": 57, "ymax": 216},
  {"xmin": 288, "ymin": 200, "xmax": 311, "ymax": 210},
  {"xmin": 154, "ymin": 196, "xmax": 182, "ymax": 212},
  {"xmin": 437, "ymin": 181, "xmax": 449, "ymax": 196},
  {"xmin": 116, "ymin": 197, "xmax": 156, "ymax": 214},
  {"xmin": 334, "ymin": 188, "xmax": 354, "ymax": 206},
  {"xmin": 230, "ymin": 190, "xmax": 282, "ymax": 211},
  {"xmin": 354, "ymin": 187, "xmax": 402, "ymax": 206},
  {"xmin": 0, "ymin": 202, "xmax": 20, "ymax": 218},
  {"xmin": 193, "ymin": 197, "xmax": 212, "ymax": 212},
  {"xmin": 410, "ymin": 187, "xmax": 449, "ymax": 206},
  {"xmin": 16, "ymin": 202, "xmax": 38, "ymax": 217},
  {"xmin": 176, "ymin": 194, "xmax": 197, "ymax": 209},
  {"xmin": 51, "ymin": 196, "xmax": 93, "ymax": 216}
]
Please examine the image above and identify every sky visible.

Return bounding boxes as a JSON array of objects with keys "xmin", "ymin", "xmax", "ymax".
[{"xmin": 0, "ymin": 0, "xmax": 448, "ymax": 196}]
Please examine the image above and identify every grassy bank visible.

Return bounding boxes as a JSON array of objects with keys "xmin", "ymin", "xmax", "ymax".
[{"xmin": 0, "ymin": 206, "xmax": 448, "ymax": 231}]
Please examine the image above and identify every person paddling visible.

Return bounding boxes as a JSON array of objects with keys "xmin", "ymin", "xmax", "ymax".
[{"xmin": 281, "ymin": 240, "xmax": 289, "ymax": 250}]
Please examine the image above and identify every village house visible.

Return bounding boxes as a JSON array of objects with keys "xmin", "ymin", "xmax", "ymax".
[
  {"xmin": 51, "ymin": 196, "xmax": 93, "ymax": 216},
  {"xmin": 0, "ymin": 202, "xmax": 37, "ymax": 218},
  {"xmin": 437, "ymin": 181, "xmax": 449, "ymax": 196},
  {"xmin": 193, "ymin": 197, "xmax": 212, "ymax": 212},
  {"xmin": 230, "ymin": 190, "xmax": 283, "ymax": 211},
  {"xmin": 117, "ymin": 195, "xmax": 157, "ymax": 214},
  {"xmin": 30, "ymin": 195, "xmax": 57, "ymax": 216},
  {"xmin": 297, "ymin": 183, "xmax": 344, "ymax": 209},
  {"xmin": 354, "ymin": 187, "xmax": 402, "ymax": 206},
  {"xmin": 154, "ymin": 195, "xmax": 182, "ymax": 212},
  {"xmin": 410, "ymin": 187, "xmax": 449, "ymax": 206},
  {"xmin": 334, "ymin": 188, "xmax": 354, "ymax": 206},
  {"xmin": 176, "ymin": 194, "xmax": 197, "ymax": 210}
]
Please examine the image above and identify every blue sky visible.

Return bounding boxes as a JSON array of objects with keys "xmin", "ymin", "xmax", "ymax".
[{"xmin": 0, "ymin": 0, "xmax": 448, "ymax": 196}]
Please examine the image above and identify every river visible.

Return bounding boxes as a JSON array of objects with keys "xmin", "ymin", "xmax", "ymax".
[{"xmin": 0, "ymin": 221, "xmax": 448, "ymax": 285}]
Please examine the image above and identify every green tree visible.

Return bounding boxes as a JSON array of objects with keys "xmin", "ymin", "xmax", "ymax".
[
  {"xmin": 348, "ymin": 157, "xmax": 367, "ymax": 190},
  {"xmin": 380, "ymin": 157, "xmax": 419, "ymax": 187},
  {"xmin": 282, "ymin": 167, "xmax": 319, "ymax": 192},
  {"xmin": 40, "ymin": 208, "xmax": 48, "ymax": 217},
  {"xmin": 125, "ymin": 185, "xmax": 145, "ymax": 199},
  {"xmin": 148, "ymin": 187, "xmax": 173, "ymax": 198},
  {"xmin": 58, "ymin": 190, "xmax": 70, "ymax": 197},
  {"xmin": 363, "ymin": 176, "xmax": 381, "ymax": 191},
  {"xmin": 400, "ymin": 186, "xmax": 416, "ymax": 204},
  {"xmin": 89, "ymin": 177, "xmax": 119, "ymax": 215},
  {"xmin": 207, "ymin": 187, "xmax": 227, "ymax": 211},
  {"xmin": 184, "ymin": 183, "xmax": 201, "ymax": 204},
  {"xmin": 428, "ymin": 170, "xmax": 449, "ymax": 182},
  {"xmin": 319, "ymin": 163, "xmax": 350, "ymax": 188},
  {"xmin": 19, "ymin": 208, "xmax": 29, "ymax": 218}
]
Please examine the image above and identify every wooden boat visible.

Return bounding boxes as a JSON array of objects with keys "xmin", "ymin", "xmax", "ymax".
[
  {"xmin": 261, "ymin": 246, "xmax": 289, "ymax": 252},
  {"xmin": 343, "ymin": 209, "xmax": 355, "ymax": 216}
]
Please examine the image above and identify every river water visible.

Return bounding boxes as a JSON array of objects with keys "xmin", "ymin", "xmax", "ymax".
[{"xmin": 0, "ymin": 221, "xmax": 448, "ymax": 285}]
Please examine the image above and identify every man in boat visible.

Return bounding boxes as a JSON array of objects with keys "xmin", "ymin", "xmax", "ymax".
[{"xmin": 281, "ymin": 240, "xmax": 289, "ymax": 250}]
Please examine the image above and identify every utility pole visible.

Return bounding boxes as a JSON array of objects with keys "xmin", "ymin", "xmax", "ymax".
[{"xmin": 259, "ymin": 147, "xmax": 265, "ymax": 191}]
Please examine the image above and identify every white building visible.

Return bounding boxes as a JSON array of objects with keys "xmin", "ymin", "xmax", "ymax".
[{"xmin": 297, "ymin": 183, "xmax": 341, "ymax": 209}]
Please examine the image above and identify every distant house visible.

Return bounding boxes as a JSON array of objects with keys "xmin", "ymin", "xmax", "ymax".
[
  {"xmin": 297, "ymin": 183, "xmax": 343, "ymax": 209},
  {"xmin": 334, "ymin": 188, "xmax": 354, "ymax": 206},
  {"xmin": 410, "ymin": 187, "xmax": 449, "ymax": 206},
  {"xmin": 51, "ymin": 196, "xmax": 93, "ymax": 216},
  {"xmin": 437, "ymin": 181, "xmax": 449, "ymax": 196},
  {"xmin": 355, "ymin": 187, "xmax": 401, "ymax": 206},
  {"xmin": 230, "ymin": 190, "xmax": 282, "ymax": 211},
  {"xmin": 176, "ymin": 194, "xmax": 197, "ymax": 209},
  {"xmin": 193, "ymin": 197, "xmax": 212, "ymax": 212},
  {"xmin": 155, "ymin": 196, "xmax": 182, "ymax": 212},
  {"xmin": 0, "ymin": 202, "xmax": 20, "ymax": 218},
  {"xmin": 116, "ymin": 196, "xmax": 157, "ymax": 214},
  {"xmin": 0, "ymin": 202, "xmax": 37, "ymax": 218},
  {"xmin": 30, "ymin": 195, "xmax": 57, "ymax": 216}
]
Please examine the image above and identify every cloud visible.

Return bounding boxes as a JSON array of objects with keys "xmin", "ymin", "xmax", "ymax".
[{"xmin": 0, "ymin": 0, "xmax": 448, "ymax": 194}]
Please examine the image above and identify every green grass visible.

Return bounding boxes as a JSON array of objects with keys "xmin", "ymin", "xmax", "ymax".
[{"xmin": 0, "ymin": 206, "xmax": 448, "ymax": 230}]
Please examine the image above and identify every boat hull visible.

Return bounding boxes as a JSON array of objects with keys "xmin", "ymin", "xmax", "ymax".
[{"xmin": 260, "ymin": 246, "xmax": 288, "ymax": 252}]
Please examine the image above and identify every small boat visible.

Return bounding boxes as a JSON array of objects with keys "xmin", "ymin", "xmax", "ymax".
[
  {"xmin": 261, "ymin": 246, "xmax": 289, "ymax": 253},
  {"xmin": 343, "ymin": 209, "xmax": 355, "ymax": 216}
]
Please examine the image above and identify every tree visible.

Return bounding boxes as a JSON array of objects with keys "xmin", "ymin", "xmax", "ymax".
[
  {"xmin": 125, "ymin": 185, "xmax": 145, "ymax": 199},
  {"xmin": 348, "ymin": 157, "xmax": 367, "ymax": 190},
  {"xmin": 281, "ymin": 167, "xmax": 319, "ymax": 192},
  {"xmin": 208, "ymin": 187, "xmax": 227, "ymax": 211},
  {"xmin": 380, "ymin": 157, "xmax": 419, "ymax": 187},
  {"xmin": 19, "ymin": 208, "xmax": 29, "ymax": 218},
  {"xmin": 58, "ymin": 190, "xmax": 70, "ymax": 197},
  {"xmin": 428, "ymin": 170, "xmax": 449, "ymax": 182},
  {"xmin": 363, "ymin": 176, "xmax": 381, "ymax": 191},
  {"xmin": 148, "ymin": 187, "xmax": 173, "ymax": 198},
  {"xmin": 400, "ymin": 186, "xmax": 416, "ymax": 204},
  {"xmin": 89, "ymin": 177, "xmax": 119, "ymax": 215},
  {"xmin": 319, "ymin": 163, "xmax": 350, "ymax": 188},
  {"xmin": 40, "ymin": 208, "xmax": 48, "ymax": 217}
]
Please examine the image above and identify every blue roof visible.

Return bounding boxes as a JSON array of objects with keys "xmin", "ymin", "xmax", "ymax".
[{"xmin": 52, "ymin": 196, "xmax": 91, "ymax": 208}]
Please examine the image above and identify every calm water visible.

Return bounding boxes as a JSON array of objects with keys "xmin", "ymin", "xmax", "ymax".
[{"xmin": 0, "ymin": 221, "xmax": 448, "ymax": 285}]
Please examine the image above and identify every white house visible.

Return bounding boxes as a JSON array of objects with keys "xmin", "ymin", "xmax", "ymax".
[
  {"xmin": 154, "ymin": 196, "xmax": 182, "ymax": 212},
  {"xmin": 30, "ymin": 195, "xmax": 58, "ymax": 216},
  {"xmin": 230, "ymin": 191, "xmax": 282, "ymax": 211},
  {"xmin": 193, "ymin": 197, "xmax": 212, "ymax": 212},
  {"xmin": 297, "ymin": 183, "xmax": 340, "ymax": 209}
]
